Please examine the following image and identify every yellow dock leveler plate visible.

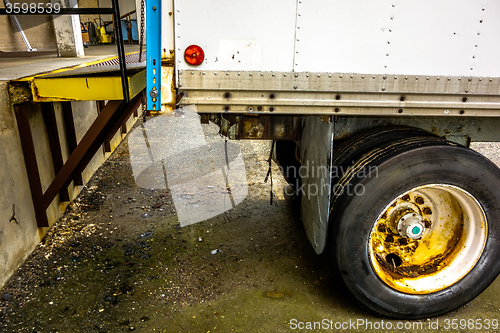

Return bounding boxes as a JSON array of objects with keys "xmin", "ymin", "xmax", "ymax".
[{"xmin": 17, "ymin": 52, "xmax": 145, "ymax": 102}]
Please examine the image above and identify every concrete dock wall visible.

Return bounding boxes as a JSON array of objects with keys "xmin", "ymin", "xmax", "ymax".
[{"xmin": 0, "ymin": 81, "xmax": 137, "ymax": 288}]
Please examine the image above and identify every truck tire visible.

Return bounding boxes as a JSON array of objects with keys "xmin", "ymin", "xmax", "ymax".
[
  {"xmin": 330, "ymin": 134, "xmax": 500, "ymax": 319},
  {"xmin": 331, "ymin": 126, "xmax": 434, "ymax": 186}
]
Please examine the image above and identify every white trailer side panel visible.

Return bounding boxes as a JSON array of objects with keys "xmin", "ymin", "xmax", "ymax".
[
  {"xmin": 174, "ymin": 0, "xmax": 500, "ymax": 77},
  {"xmin": 295, "ymin": 0, "xmax": 500, "ymax": 77},
  {"xmin": 172, "ymin": 1, "xmax": 500, "ymax": 117},
  {"xmin": 174, "ymin": 0, "xmax": 297, "ymax": 72}
]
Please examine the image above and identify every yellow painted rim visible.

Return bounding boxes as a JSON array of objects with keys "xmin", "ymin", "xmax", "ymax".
[{"xmin": 369, "ymin": 184, "xmax": 487, "ymax": 294}]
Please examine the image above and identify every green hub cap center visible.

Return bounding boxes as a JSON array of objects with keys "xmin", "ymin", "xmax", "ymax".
[{"xmin": 412, "ymin": 226, "xmax": 421, "ymax": 235}]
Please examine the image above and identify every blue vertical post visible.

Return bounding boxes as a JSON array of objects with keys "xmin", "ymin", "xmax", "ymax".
[{"xmin": 146, "ymin": 0, "xmax": 161, "ymax": 111}]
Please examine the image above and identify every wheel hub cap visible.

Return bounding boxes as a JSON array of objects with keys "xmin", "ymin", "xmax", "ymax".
[{"xmin": 397, "ymin": 212, "xmax": 425, "ymax": 239}]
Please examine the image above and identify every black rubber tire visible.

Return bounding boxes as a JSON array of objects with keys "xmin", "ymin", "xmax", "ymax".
[
  {"xmin": 331, "ymin": 126, "xmax": 434, "ymax": 186},
  {"xmin": 330, "ymin": 135, "xmax": 500, "ymax": 319}
]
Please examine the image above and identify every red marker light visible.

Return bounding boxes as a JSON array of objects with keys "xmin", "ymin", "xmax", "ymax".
[{"xmin": 184, "ymin": 45, "xmax": 205, "ymax": 66}]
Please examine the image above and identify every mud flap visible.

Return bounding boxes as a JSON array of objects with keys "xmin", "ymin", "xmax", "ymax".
[{"xmin": 299, "ymin": 116, "xmax": 334, "ymax": 254}]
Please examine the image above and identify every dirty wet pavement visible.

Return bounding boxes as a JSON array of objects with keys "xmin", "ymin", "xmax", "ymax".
[{"xmin": 2, "ymin": 119, "xmax": 500, "ymax": 333}]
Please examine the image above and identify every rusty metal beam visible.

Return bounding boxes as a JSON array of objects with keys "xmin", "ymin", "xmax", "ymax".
[
  {"xmin": 43, "ymin": 100, "xmax": 125, "ymax": 206},
  {"xmin": 103, "ymin": 141, "xmax": 111, "ymax": 153},
  {"xmin": 96, "ymin": 101, "xmax": 107, "ymax": 155},
  {"xmin": 97, "ymin": 101, "xmax": 106, "ymax": 113},
  {"xmin": 16, "ymin": 93, "xmax": 143, "ymax": 228},
  {"xmin": 44, "ymin": 92, "xmax": 142, "ymax": 206},
  {"xmin": 103, "ymin": 90, "xmax": 143, "ymax": 152},
  {"xmin": 41, "ymin": 103, "xmax": 70, "ymax": 202},
  {"xmin": 213, "ymin": 114, "xmax": 301, "ymax": 140},
  {"xmin": 61, "ymin": 102, "xmax": 83, "ymax": 186},
  {"xmin": 14, "ymin": 103, "xmax": 49, "ymax": 228}
]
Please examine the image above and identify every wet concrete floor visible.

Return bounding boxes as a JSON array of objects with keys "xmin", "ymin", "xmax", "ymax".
[{"xmin": 1, "ymin": 121, "xmax": 500, "ymax": 333}]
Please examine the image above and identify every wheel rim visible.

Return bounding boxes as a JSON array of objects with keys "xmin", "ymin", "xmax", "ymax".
[{"xmin": 369, "ymin": 184, "xmax": 487, "ymax": 294}]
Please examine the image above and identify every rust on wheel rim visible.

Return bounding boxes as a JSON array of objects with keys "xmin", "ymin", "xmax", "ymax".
[{"xmin": 369, "ymin": 184, "xmax": 487, "ymax": 294}]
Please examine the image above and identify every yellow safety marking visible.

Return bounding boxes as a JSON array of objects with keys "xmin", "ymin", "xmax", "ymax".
[
  {"xmin": 15, "ymin": 51, "xmax": 145, "ymax": 102},
  {"xmin": 29, "ymin": 70, "xmax": 145, "ymax": 102}
]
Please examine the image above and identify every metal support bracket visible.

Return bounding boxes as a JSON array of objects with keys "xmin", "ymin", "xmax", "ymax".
[
  {"xmin": 41, "ymin": 102, "xmax": 70, "ymax": 202},
  {"xmin": 14, "ymin": 103, "xmax": 48, "ymax": 227},
  {"xmin": 61, "ymin": 102, "xmax": 83, "ymax": 185},
  {"xmin": 14, "ymin": 92, "xmax": 143, "ymax": 228},
  {"xmin": 146, "ymin": 0, "xmax": 161, "ymax": 111}
]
